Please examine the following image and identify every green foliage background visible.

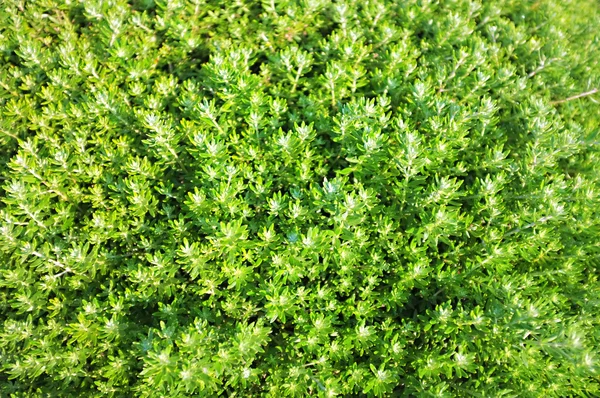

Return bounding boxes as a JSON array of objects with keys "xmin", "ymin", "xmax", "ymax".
[{"xmin": 1, "ymin": 0, "xmax": 600, "ymax": 396}]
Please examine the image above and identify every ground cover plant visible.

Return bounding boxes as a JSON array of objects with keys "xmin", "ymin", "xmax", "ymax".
[{"xmin": 1, "ymin": 0, "xmax": 600, "ymax": 396}]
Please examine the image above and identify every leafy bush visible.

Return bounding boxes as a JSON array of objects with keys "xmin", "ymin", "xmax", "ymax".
[{"xmin": 1, "ymin": 0, "xmax": 600, "ymax": 396}]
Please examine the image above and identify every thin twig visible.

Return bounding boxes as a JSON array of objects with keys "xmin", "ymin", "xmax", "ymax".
[
  {"xmin": 504, "ymin": 216, "xmax": 551, "ymax": 237},
  {"xmin": 527, "ymin": 57, "xmax": 558, "ymax": 78},
  {"xmin": 53, "ymin": 268, "xmax": 72, "ymax": 278},
  {"xmin": 0, "ymin": 129, "xmax": 19, "ymax": 141},
  {"xmin": 551, "ymin": 88, "xmax": 598, "ymax": 105}
]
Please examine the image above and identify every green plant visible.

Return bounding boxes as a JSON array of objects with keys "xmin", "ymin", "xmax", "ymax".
[{"xmin": 1, "ymin": 0, "xmax": 599, "ymax": 396}]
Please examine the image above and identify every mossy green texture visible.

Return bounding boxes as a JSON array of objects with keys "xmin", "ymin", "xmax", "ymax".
[{"xmin": 1, "ymin": 0, "xmax": 600, "ymax": 396}]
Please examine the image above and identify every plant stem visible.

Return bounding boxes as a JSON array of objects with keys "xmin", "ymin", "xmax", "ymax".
[{"xmin": 551, "ymin": 88, "xmax": 598, "ymax": 104}]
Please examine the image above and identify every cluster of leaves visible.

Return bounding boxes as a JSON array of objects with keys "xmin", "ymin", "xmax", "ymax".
[{"xmin": 1, "ymin": 0, "xmax": 600, "ymax": 396}]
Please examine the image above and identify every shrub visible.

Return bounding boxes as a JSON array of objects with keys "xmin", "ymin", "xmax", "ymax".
[{"xmin": 1, "ymin": 0, "xmax": 599, "ymax": 396}]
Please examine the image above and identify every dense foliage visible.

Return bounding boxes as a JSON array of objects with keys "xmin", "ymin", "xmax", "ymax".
[{"xmin": 1, "ymin": 0, "xmax": 600, "ymax": 396}]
